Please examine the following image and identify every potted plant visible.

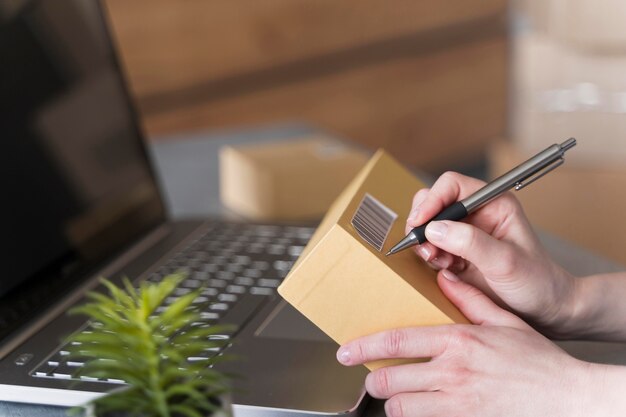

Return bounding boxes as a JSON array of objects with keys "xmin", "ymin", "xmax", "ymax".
[{"xmin": 65, "ymin": 273, "xmax": 235, "ymax": 417}]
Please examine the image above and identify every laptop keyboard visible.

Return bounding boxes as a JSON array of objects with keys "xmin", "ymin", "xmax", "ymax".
[{"xmin": 31, "ymin": 221, "xmax": 314, "ymax": 383}]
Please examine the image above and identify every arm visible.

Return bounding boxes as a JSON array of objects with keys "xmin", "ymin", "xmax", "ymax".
[{"xmin": 558, "ymin": 272, "xmax": 626, "ymax": 341}]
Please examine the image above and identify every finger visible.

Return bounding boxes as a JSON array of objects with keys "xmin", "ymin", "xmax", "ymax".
[
  {"xmin": 407, "ymin": 172, "xmax": 485, "ymax": 227},
  {"xmin": 428, "ymin": 252, "xmax": 455, "ymax": 271},
  {"xmin": 365, "ymin": 362, "xmax": 443, "ymax": 399},
  {"xmin": 407, "ymin": 188, "xmax": 430, "ymax": 224},
  {"xmin": 385, "ymin": 392, "xmax": 449, "ymax": 417},
  {"xmin": 425, "ymin": 220, "xmax": 519, "ymax": 278},
  {"xmin": 437, "ymin": 271, "xmax": 530, "ymax": 329},
  {"xmin": 413, "ymin": 242, "xmax": 439, "ymax": 262},
  {"xmin": 337, "ymin": 326, "xmax": 454, "ymax": 366}
]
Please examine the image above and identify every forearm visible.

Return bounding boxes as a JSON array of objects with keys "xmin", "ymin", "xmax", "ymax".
[{"xmin": 555, "ymin": 272, "xmax": 626, "ymax": 341}]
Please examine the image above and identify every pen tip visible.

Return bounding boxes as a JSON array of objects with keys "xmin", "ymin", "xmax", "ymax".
[{"xmin": 385, "ymin": 250, "xmax": 392, "ymax": 256}]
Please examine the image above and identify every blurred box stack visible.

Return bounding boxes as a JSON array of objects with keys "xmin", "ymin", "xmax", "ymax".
[
  {"xmin": 104, "ymin": 0, "xmax": 508, "ymax": 171},
  {"xmin": 493, "ymin": 0, "xmax": 626, "ymax": 265}
]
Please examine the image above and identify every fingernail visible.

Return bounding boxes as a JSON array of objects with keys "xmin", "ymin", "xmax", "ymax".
[
  {"xmin": 337, "ymin": 347, "xmax": 351, "ymax": 365},
  {"xmin": 426, "ymin": 221, "xmax": 448, "ymax": 241},
  {"xmin": 442, "ymin": 269, "xmax": 460, "ymax": 282},
  {"xmin": 430, "ymin": 257, "xmax": 446, "ymax": 269},
  {"xmin": 417, "ymin": 245, "xmax": 431, "ymax": 261}
]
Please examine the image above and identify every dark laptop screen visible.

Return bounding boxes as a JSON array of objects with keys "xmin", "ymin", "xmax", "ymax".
[{"xmin": 0, "ymin": 0, "xmax": 165, "ymax": 335}]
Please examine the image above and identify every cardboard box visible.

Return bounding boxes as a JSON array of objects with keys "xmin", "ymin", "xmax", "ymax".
[
  {"xmin": 512, "ymin": 33, "xmax": 626, "ymax": 167},
  {"xmin": 558, "ymin": 0, "xmax": 626, "ymax": 50},
  {"xmin": 520, "ymin": 0, "xmax": 626, "ymax": 51},
  {"xmin": 219, "ymin": 137, "xmax": 369, "ymax": 221},
  {"xmin": 489, "ymin": 141, "xmax": 626, "ymax": 267},
  {"xmin": 278, "ymin": 150, "xmax": 468, "ymax": 371}
]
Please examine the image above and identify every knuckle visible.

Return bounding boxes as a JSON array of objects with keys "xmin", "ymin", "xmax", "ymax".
[
  {"xmin": 384, "ymin": 328, "xmax": 407, "ymax": 357},
  {"xmin": 439, "ymin": 171, "xmax": 459, "ymax": 183},
  {"xmin": 367, "ymin": 368, "xmax": 393, "ymax": 398},
  {"xmin": 444, "ymin": 362, "xmax": 473, "ymax": 387},
  {"xmin": 413, "ymin": 188, "xmax": 430, "ymax": 205},
  {"xmin": 385, "ymin": 396, "xmax": 404, "ymax": 417},
  {"xmin": 431, "ymin": 171, "xmax": 459, "ymax": 197},
  {"xmin": 448, "ymin": 326, "xmax": 481, "ymax": 350},
  {"xmin": 354, "ymin": 341, "xmax": 367, "ymax": 363}
]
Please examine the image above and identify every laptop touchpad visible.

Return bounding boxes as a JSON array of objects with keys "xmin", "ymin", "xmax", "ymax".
[{"xmin": 255, "ymin": 300, "xmax": 330, "ymax": 343}]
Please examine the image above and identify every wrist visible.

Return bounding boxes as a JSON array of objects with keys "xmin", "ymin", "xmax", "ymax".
[
  {"xmin": 581, "ymin": 362, "xmax": 626, "ymax": 416},
  {"xmin": 529, "ymin": 264, "xmax": 581, "ymax": 339}
]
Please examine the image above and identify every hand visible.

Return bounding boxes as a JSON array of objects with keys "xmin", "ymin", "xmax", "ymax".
[
  {"xmin": 406, "ymin": 171, "xmax": 576, "ymax": 335},
  {"xmin": 336, "ymin": 273, "xmax": 594, "ymax": 417}
]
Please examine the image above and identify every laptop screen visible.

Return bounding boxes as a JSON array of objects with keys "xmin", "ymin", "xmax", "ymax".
[{"xmin": 0, "ymin": 1, "xmax": 165, "ymax": 338}]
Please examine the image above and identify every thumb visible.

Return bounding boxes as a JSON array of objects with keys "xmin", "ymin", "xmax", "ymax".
[{"xmin": 437, "ymin": 270, "xmax": 529, "ymax": 329}]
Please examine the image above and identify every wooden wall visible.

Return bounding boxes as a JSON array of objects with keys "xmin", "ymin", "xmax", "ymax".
[{"xmin": 104, "ymin": 0, "xmax": 508, "ymax": 170}]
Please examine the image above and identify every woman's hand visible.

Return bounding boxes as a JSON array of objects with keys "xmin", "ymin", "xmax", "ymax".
[
  {"xmin": 406, "ymin": 172, "xmax": 576, "ymax": 335},
  {"xmin": 336, "ymin": 273, "xmax": 604, "ymax": 417}
]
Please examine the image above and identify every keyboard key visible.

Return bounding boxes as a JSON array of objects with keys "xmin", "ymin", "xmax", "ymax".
[
  {"xmin": 208, "ymin": 279, "xmax": 227, "ymax": 288},
  {"xmin": 251, "ymin": 261, "xmax": 269, "ymax": 270},
  {"xmin": 258, "ymin": 279, "xmax": 280, "ymax": 288},
  {"xmin": 242, "ymin": 269, "xmax": 261, "ymax": 278},
  {"xmin": 226, "ymin": 285, "xmax": 246, "ymax": 294},
  {"xmin": 267, "ymin": 244, "xmax": 286, "ymax": 255},
  {"xmin": 192, "ymin": 296, "xmax": 209, "ymax": 304},
  {"xmin": 218, "ymin": 294, "xmax": 237, "ymax": 303},
  {"xmin": 200, "ymin": 312, "xmax": 220, "ymax": 320},
  {"xmin": 182, "ymin": 279, "xmax": 202, "ymax": 288},
  {"xmin": 288, "ymin": 246, "xmax": 304, "ymax": 257},
  {"xmin": 173, "ymin": 287, "xmax": 192, "ymax": 296},
  {"xmin": 33, "ymin": 362, "xmax": 57, "ymax": 377},
  {"xmin": 273, "ymin": 260, "xmax": 293, "ymax": 271},
  {"xmin": 216, "ymin": 271, "xmax": 234, "ymax": 280},
  {"xmin": 250, "ymin": 287, "xmax": 274, "ymax": 296},
  {"xmin": 201, "ymin": 288, "xmax": 218, "ymax": 297},
  {"xmin": 235, "ymin": 277, "xmax": 254, "ymax": 286}
]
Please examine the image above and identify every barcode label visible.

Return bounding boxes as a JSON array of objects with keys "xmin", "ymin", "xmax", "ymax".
[{"xmin": 351, "ymin": 193, "xmax": 397, "ymax": 251}]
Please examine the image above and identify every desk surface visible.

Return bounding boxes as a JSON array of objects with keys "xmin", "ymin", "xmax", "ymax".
[{"xmin": 2, "ymin": 126, "xmax": 625, "ymax": 417}]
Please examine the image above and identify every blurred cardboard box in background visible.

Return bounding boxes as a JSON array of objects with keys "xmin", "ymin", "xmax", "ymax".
[
  {"xmin": 219, "ymin": 137, "xmax": 368, "ymax": 221},
  {"xmin": 509, "ymin": 1, "xmax": 626, "ymax": 265},
  {"xmin": 489, "ymin": 141, "xmax": 626, "ymax": 267},
  {"xmin": 512, "ymin": 1, "xmax": 626, "ymax": 167},
  {"xmin": 512, "ymin": 32, "xmax": 626, "ymax": 168},
  {"xmin": 520, "ymin": 0, "xmax": 626, "ymax": 51}
]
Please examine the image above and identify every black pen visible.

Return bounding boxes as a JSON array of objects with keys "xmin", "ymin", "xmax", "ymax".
[{"xmin": 386, "ymin": 138, "xmax": 577, "ymax": 256}]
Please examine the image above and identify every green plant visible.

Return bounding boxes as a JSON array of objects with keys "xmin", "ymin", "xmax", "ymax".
[{"xmin": 66, "ymin": 273, "xmax": 234, "ymax": 417}]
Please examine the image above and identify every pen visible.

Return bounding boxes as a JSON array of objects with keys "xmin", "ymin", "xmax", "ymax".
[{"xmin": 386, "ymin": 138, "xmax": 578, "ymax": 256}]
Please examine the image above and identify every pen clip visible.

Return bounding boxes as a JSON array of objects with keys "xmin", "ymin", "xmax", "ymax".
[{"xmin": 514, "ymin": 158, "xmax": 564, "ymax": 190}]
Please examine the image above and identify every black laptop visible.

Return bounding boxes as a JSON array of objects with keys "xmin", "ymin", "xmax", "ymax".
[{"xmin": 0, "ymin": 1, "xmax": 368, "ymax": 415}]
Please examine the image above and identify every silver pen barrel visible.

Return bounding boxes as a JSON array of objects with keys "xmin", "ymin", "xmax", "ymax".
[{"xmin": 461, "ymin": 138, "xmax": 577, "ymax": 213}]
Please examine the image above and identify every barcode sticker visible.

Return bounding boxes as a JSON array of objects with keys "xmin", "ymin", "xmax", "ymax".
[{"xmin": 351, "ymin": 193, "xmax": 397, "ymax": 251}]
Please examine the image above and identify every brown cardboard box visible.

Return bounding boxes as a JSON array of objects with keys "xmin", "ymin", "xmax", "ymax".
[
  {"xmin": 489, "ymin": 141, "xmax": 626, "ymax": 267},
  {"xmin": 219, "ymin": 138, "xmax": 369, "ymax": 221},
  {"xmin": 278, "ymin": 150, "xmax": 468, "ymax": 371}
]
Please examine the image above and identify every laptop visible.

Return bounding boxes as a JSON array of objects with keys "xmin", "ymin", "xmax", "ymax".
[{"xmin": 0, "ymin": 1, "xmax": 368, "ymax": 415}]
